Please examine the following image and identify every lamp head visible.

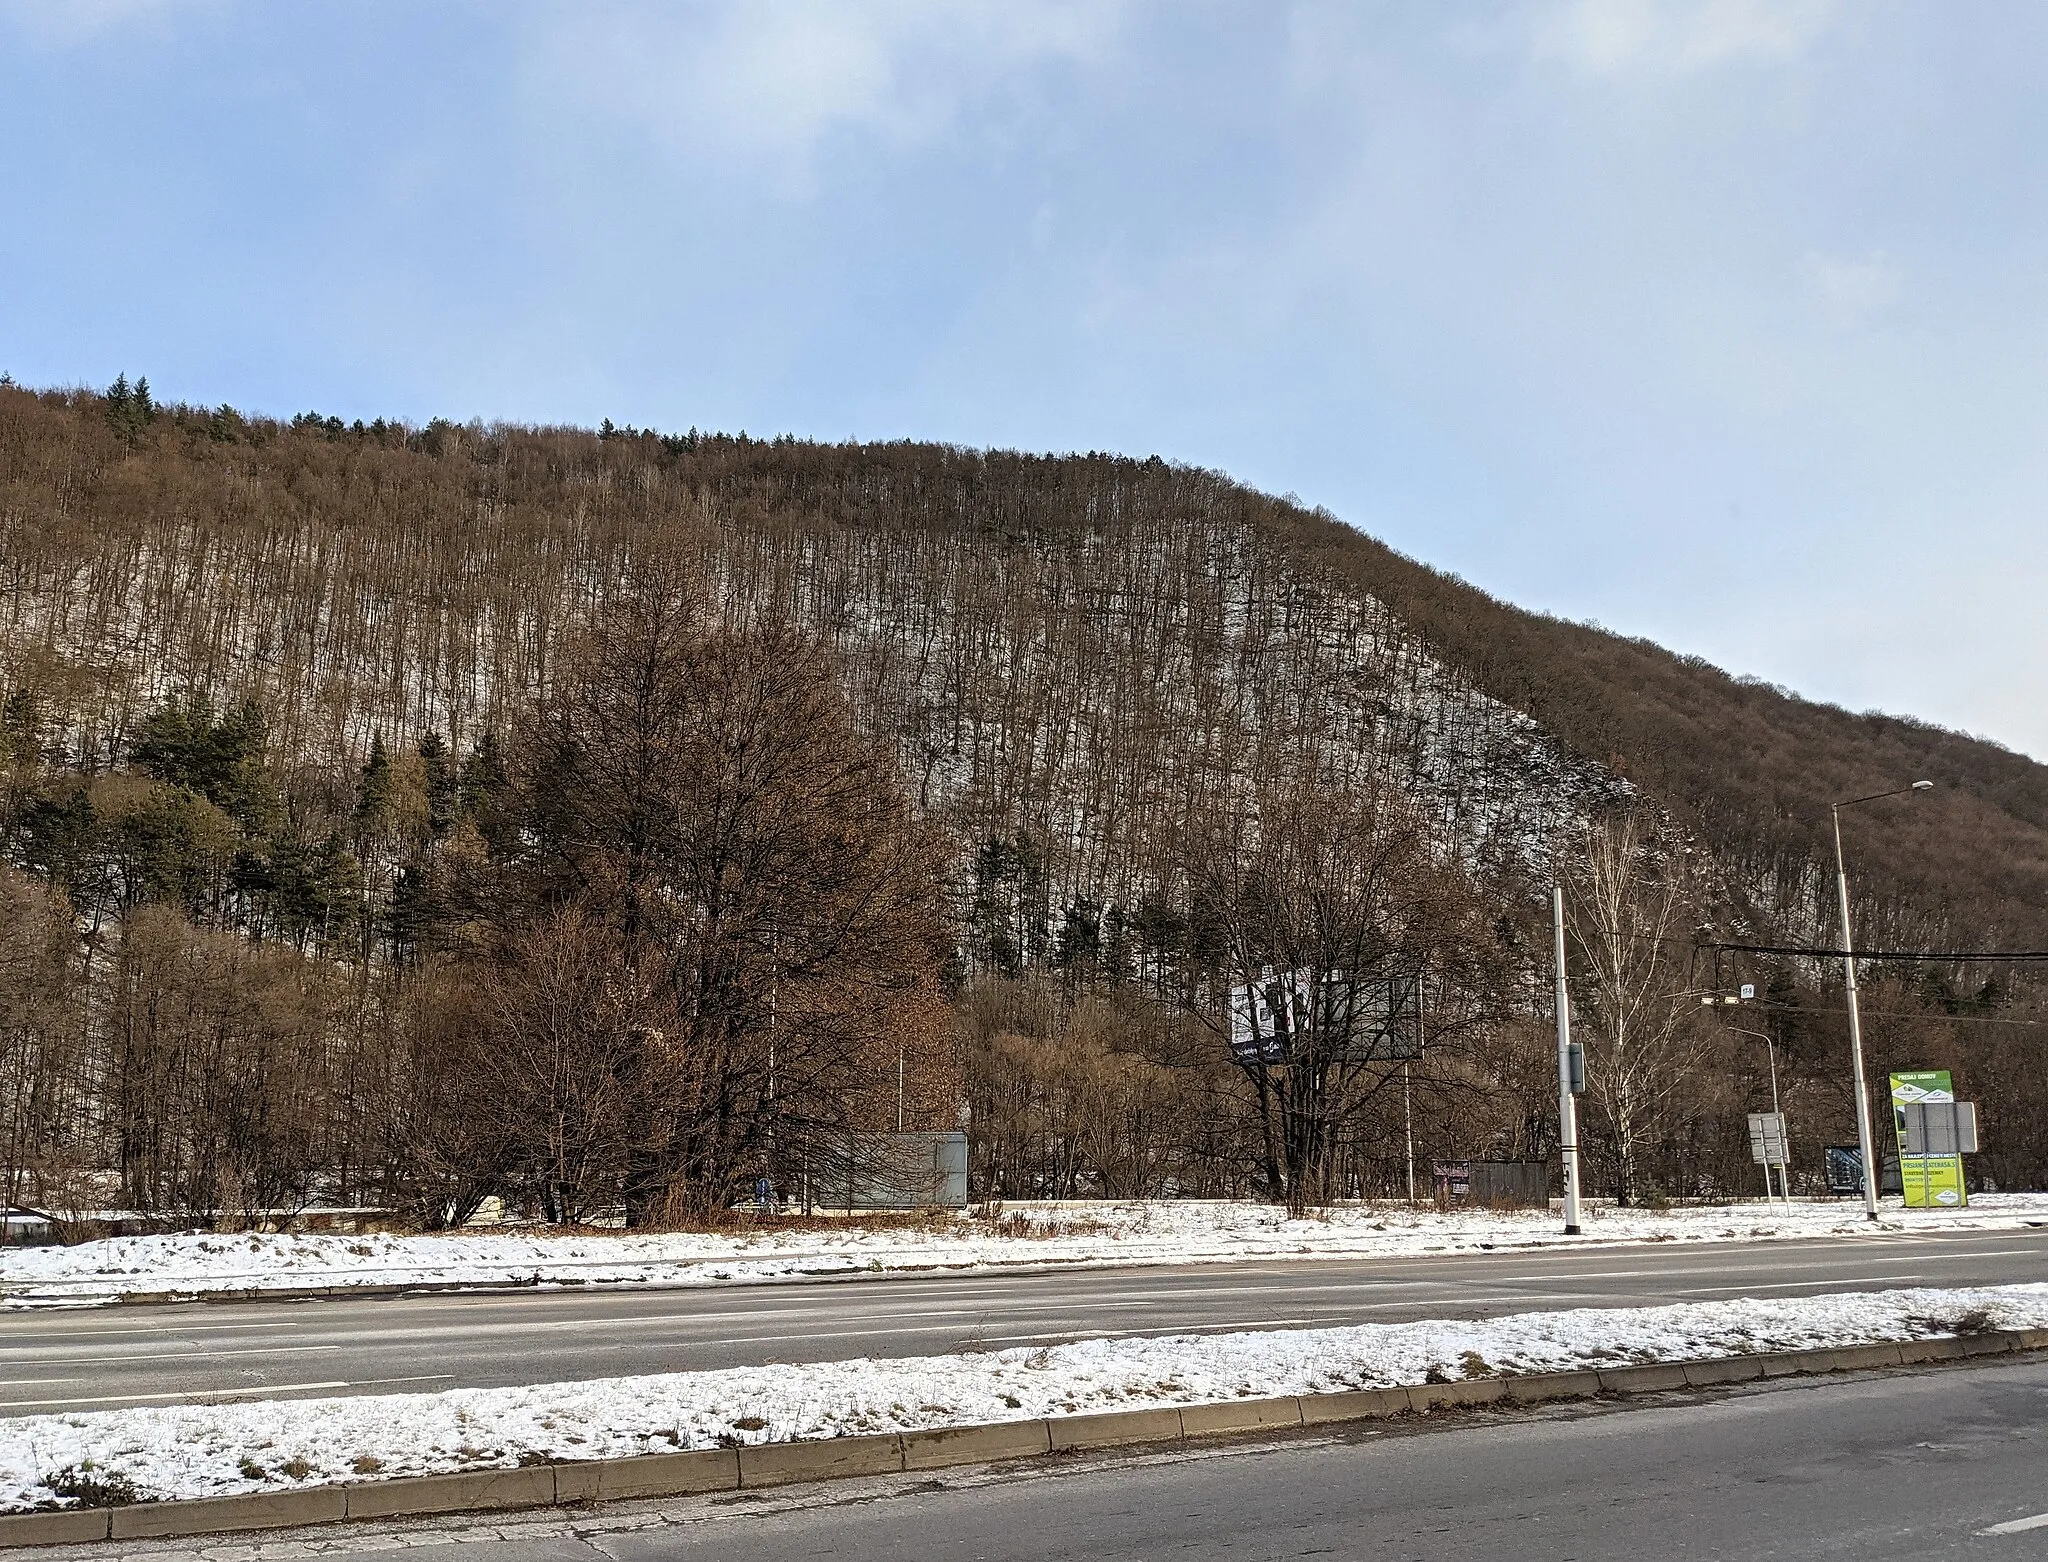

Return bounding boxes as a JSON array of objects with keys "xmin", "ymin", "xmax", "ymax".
[{"xmin": 1911, "ymin": 780, "xmax": 1934, "ymax": 791}]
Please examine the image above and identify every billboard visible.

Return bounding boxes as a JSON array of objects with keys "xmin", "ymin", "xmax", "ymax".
[
  {"xmin": 1890, "ymin": 1071, "xmax": 1967, "ymax": 1209},
  {"xmin": 1228, "ymin": 971, "xmax": 1422, "ymax": 1063}
]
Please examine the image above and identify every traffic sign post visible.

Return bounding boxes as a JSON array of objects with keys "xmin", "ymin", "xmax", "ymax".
[{"xmin": 1747, "ymin": 1111, "xmax": 1791, "ymax": 1204}]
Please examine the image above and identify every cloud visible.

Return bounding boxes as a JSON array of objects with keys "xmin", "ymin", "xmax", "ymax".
[
  {"xmin": 1532, "ymin": 0, "xmax": 1837, "ymax": 75},
  {"xmin": 1802, "ymin": 250, "xmax": 1902, "ymax": 329},
  {"xmin": 519, "ymin": 0, "xmax": 1121, "ymax": 190}
]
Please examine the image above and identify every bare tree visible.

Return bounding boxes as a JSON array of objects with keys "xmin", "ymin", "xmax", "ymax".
[
  {"xmin": 1186, "ymin": 765, "xmax": 1482, "ymax": 1211},
  {"xmin": 1566, "ymin": 808, "xmax": 1711, "ymax": 1203},
  {"xmin": 509, "ymin": 568, "xmax": 954, "ymax": 1220}
]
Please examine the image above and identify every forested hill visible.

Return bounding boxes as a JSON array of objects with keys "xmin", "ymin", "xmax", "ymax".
[{"xmin": 2, "ymin": 379, "xmax": 2044, "ymax": 958}]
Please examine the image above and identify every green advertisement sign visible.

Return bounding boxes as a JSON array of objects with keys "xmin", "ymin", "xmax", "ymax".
[{"xmin": 1890, "ymin": 1070, "xmax": 1967, "ymax": 1209}]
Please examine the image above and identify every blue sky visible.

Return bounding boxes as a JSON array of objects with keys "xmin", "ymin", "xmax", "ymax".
[{"xmin": 4, "ymin": 1, "xmax": 2044, "ymax": 758}]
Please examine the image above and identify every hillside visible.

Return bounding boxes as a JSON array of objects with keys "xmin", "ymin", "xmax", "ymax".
[
  {"xmin": 1, "ymin": 380, "xmax": 2044, "ymax": 1211},
  {"xmin": 4, "ymin": 383, "xmax": 2042, "ymax": 951}
]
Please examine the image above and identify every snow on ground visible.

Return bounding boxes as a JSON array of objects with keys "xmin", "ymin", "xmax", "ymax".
[
  {"xmin": 8, "ymin": 1195, "xmax": 2048, "ymax": 1309},
  {"xmin": 5, "ymin": 1283, "xmax": 2044, "ymax": 1514}
]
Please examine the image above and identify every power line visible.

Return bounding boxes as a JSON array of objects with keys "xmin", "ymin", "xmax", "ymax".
[
  {"xmin": 1705, "ymin": 941, "xmax": 2048, "ymax": 963},
  {"xmin": 1745, "ymin": 1002, "xmax": 2048, "ymax": 1030}
]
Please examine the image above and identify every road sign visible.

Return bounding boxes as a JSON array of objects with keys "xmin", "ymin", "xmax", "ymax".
[
  {"xmin": 1747, "ymin": 1112, "xmax": 1790, "ymax": 1167},
  {"xmin": 1739, "ymin": 983, "xmax": 1756, "ymax": 1000},
  {"xmin": 1901, "ymin": 1101, "xmax": 1978, "ymax": 1157}
]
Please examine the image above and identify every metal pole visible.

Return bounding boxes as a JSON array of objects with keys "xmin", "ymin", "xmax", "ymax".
[
  {"xmin": 897, "ymin": 1047, "xmax": 905, "ymax": 1134},
  {"xmin": 1552, "ymin": 887, "xmax": 1582, "ymax": 1235},
  {"xmin": 1766, "ymin": 1035, "xmax": 1786, "ymax": 1203},
  {"xmin": 1832, "ymin": 806, "xmax": 1881, "ymax": 1221},
  {"xmin": 1403, "ymin": 1061, "xmax": 1416, "ymax": 1204}
]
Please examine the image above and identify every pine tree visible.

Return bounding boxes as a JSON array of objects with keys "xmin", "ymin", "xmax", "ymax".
[{"xmin": 354, "ymin": 735, "xmax": 394, "ymax": 835}]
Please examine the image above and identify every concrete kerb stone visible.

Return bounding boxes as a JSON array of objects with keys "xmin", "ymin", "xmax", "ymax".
[
  {"xmin": 1682, "ymin": 1354, "xmax": 1766, "ymax": 1388},
  {"xmin": 1298, "ymin": 1386, "xmax": 1414, "ymax": 1425},
  {"xmin": 1899, "ymin": 1336, "xmax": 1968, "ymax": 1364},
  {"xmin": 1827, "ymin": 1342, "xmax": 1906, "ymax": 1373},
  {"xmin": 585, "ymin": 1447, "xmax": 740, "ymax": 1503},
  {"xmin": 0, "ymin": 1507, "xmax": 115, "ymax": 1547},
  {"xmin": 738, "ymin": 1433, "xmax": 905, "ymax": 1489},
  {"xmin": 903, "ymin": 1419, "xmax": 1053, "ymax": 1470},
  {"xmin": 1180, "ymin": 1397, "xmax": 1304, "ymax": 1438},
  {"xmin": 1048, "ymin": 1407, "xmax": 1187, "ymax": 1452},
  {"xmin": 1959, "ymin": 1332, "xmax": 2016, "ymax": 1358},
  {"xmin": 1759, "ymin": 1348, "xmax": 1835, "ymax": 1379},
  {"xmin": 1409, "ymin": 1377, "xmax": 1506, "ymax": 1412},
  {"xmin": 111, "ymin": 1487, "xmax": 349, "ymax": 1540},
  {"xmin": 343, "ymin": 1465, "xmax": 557, "ymax": 1521},
  {"xmin": 1596, "ymin": 1362, "xmax": 1692, "ymax": 1395},
  {"xmin": 4, "ymin": 1331, "xmax": 2042, "ymax": 1549},
  {"xmin": 1503, "ymin": 1370, "xmax": 1603, "ymax": 1405}
]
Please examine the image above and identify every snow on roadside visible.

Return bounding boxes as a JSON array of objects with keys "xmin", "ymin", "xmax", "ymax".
[
  {"xmin": 5, "ymin": 1283, "xmax": 2044, "ymax": 1514},
  {"xmin": 10, "ymin": 1195, "xmax": 2048, "ymax": 1308}
]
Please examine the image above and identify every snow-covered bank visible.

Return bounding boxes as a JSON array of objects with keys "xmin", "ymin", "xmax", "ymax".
[
  {"xmin": 8, "ymin": 1196, "xmax": 2047, "ymax": 1309},
  {"xmin": 7, "ymin": 1283, "xmax": 2045, "ymax": 1513}
]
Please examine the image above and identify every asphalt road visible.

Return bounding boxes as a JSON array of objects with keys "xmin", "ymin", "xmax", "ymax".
[
  {"xmin": 9, "ymin": 1226, "xmax": 2045, "ymax": 1416},
  {"xmin": 67, "ymin": 1354, "xmax": 2048, "ymax": 1561}
]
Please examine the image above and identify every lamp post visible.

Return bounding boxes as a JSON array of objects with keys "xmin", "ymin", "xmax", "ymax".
[
  {"xmin": 1726, "ymin": 1024, "xmax": 1786, "ymax": 1202},
  {"xmin": 1726, "ymin": 1025, "xmax": 1782, "ymax": 1119},
  {"xmin": 1831, "ymin": 781, "xmax": 1933, "ymax": 1221}
]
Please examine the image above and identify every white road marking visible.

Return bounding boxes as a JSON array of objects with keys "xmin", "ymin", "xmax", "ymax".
[
  {"xmin": 0, "ymin": 1380, "xmax": 353, "ymax": 1408},
  {"xmin": 0, "ymin": 1319, "xmax": 304, "ymax": 1340},
  {"xmin": 1980, "ymin": 1511, "xmax": 2048, "ymax": 1535},
  {"xmin": 0, "ymin": 1373, "xmax": 456, "ymax": 1411},
  {"xmin": 1669, "ymin": 1279, "xmax": 1923, "ymax": 1296},
  {"xmin": 984, "ymin": 1317, "xmax": 1316, "ymax": 1344},
  {"xmin": 0, "ymin": 1343, "xmax": 344, "ymax": 1365}
]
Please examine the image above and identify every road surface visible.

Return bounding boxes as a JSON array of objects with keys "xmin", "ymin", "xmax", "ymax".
[{"xmin": 6, "ymin": 1225, "xmax": 2043, "ymax": 1415}]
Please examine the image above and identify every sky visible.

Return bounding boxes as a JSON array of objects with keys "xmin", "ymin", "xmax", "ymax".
[{"xmin": 3, "ymin": 0, "xmax": 2044, "ymax": 758}]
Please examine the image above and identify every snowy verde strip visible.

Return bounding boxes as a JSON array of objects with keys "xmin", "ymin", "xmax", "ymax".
[
  {"xmin": 7, "ymin": 1283, "xmax": 2046, "ymax": 1513},
  {"xmin": 10, "ymin": 1196, "xmax": 2048, "ymax": 1307}
]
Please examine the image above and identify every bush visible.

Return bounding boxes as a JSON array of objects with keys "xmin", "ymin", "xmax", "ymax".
[{"xmin": 43, "ymin": 1462, "xmax": 142, "ymax": 1508}]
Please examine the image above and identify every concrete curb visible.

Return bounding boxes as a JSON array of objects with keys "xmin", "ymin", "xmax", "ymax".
[{"xmin": 6, "ymin": 1329, "xmax": 2042, "ymax": 1549}]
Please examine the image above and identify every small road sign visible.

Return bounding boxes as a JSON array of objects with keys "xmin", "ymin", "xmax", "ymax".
[{"xmin": 1747, "ymin": 1112, "xmax": 1790, "ymax": 1167}]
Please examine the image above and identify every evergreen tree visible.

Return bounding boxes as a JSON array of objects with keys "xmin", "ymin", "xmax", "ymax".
[
  {"xmin": 418, "ymin": 733, "xmax": 458, "ymax": 837},
  {"xmin": 354, "ymin": 734, "xmax": 394, "ymax": 836}
]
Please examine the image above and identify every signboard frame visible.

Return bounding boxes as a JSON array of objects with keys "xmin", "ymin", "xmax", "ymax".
[
  {"xmin": 1889, "ymin": 1071, "xmax": 1968, "ymax": 1209},
  {"xmin": 1228, "ymin": 970, "xmax": 1423, "ymax": 1064}
]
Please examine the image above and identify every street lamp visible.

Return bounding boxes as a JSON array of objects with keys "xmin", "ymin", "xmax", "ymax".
[
  {"xmin": 1725, "ymin": 1025, "xmax": 1782, "ymax": 1119},
  {"xmin": 1725, "ymin": 1023, "xmax": 1788, "ymax": 1202},
  {"xmin": 1831, "ymin": 780, "xmax": 1933, "ymax": 1220}
]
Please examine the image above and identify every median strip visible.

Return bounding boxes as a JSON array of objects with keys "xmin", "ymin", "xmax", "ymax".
[
  {"xmin": 4, "ymin": 1286, "xmax": 2045, "ymax": 1547},
  {"xmin": 11, "ymin": 1196, "xmax": 2048, "ymax": 1309}
]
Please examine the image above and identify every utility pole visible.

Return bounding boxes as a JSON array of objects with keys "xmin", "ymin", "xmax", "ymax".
[
  {"xmin": 1831, "ymin": 781, "xmax": 1931, "ymax": 1222},
  {"xmin": 1553, "ymin": 887, "xmax": 1583, "ymax": 1235},
  {"xmin": 1403, "ymin": 1061, "xmax": 1416, "ymax": 1204}
]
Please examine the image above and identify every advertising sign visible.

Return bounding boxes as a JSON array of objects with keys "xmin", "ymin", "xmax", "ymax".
[
  {"xmin": 1228, "ymin": 971, "xmax": 1422, "ymax": 1063},
  {"xmin": 1824, "ymin": 1145, "xmax": 1863, "ymax": 1195},
  {"xmin": 1890, "ymin": 1071, "xmax": 1967, "ymax": 1209}
]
